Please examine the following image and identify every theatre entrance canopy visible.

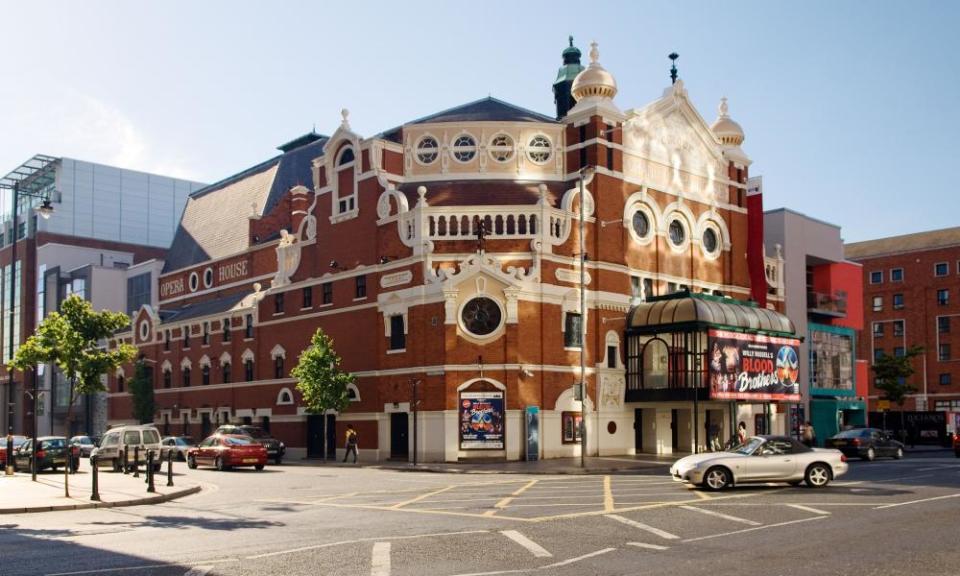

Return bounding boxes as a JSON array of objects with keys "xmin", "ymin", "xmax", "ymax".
[{"xmin": 625, "ymin": 292, "xmax": 801, "ymax": 403}]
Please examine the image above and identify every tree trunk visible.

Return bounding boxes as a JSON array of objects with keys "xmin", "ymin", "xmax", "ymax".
[{"xmin": 63, "ymin": 376, "xmax": 77, "ymax": 499}]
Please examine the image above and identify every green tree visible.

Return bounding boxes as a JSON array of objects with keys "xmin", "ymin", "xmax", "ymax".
[
  {"xmin": 8, "ymin": 295, "xmax": 136, "ymax": 496},
  {"xmin": 872, "ymin": 346, "xmax": 923, "ymax": 438},
  {"xmin": 129, "ymin": 358, "xmax": 155, "ymax": 425},
  {"xmin": 291, "ymin": 328, "xmax": 355, "ymax": 461}
]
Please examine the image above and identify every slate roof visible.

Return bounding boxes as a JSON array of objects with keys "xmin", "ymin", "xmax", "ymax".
[
  {"xmin": 845, "ymin": 226, "xmax": 960, "ymax": 259},
  {"xmin": 159, "ymin": 291, "xmax": 252, "ymax": 324},
  {"xmin": 163, "ymin": 136, "xmax": 328, "ymax": 273},
  {"xmin": 408, "ymin": 97, "xmax": 558, "ymax": 125}
]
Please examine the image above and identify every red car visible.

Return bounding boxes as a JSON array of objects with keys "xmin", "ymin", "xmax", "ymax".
[
  {"xmin": 187, "ymin": 434, "xmax": 268, "ymax": 471},
  {"xmin": 0, "ymin": 436, "xmax": 29, "ymax": 468}
]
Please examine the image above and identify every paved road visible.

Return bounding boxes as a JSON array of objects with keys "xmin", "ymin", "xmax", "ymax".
[{"xmin": 2, "ymin": 452, "xmax": 959, "ymax": 576}]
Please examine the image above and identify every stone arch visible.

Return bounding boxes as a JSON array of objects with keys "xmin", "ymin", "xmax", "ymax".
[{"xmin": 276, "ymin": 387, "xmax": 294, "ymax": 406}]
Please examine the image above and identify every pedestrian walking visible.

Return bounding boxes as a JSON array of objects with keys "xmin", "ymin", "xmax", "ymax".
[
  {"xmin": 802, "ymin": 421, "xmax": 816, "ymax": 447},
  {"xmin": 343, "ymin": 424, "xmax": 359, "ymax": 463}
]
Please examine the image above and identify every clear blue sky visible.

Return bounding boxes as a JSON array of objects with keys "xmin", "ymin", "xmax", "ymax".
[{"xmin": 2, "ymin": 1, "xmax": 957, "ymax": 242}]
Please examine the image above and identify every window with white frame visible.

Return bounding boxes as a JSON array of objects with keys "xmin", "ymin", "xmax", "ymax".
[
  {"xmin": 872, "ymin": 296, "xmax": 883, "ymax": 312},
  {"xmin": 451, "ymin": 135, "xmax": 477, "ymax": 162},
  {"xmin": 335, "ymin": 146, "xmax": 357, "ymax": 215},
  {"xmin": 416, "ymin": 136, "xmax": 439, "ymax": 164},
  {"xmin": 527, "ymin": 135, "xmax": 552, "ymax": 163},
  {"xmin": 935, "ymin": 262, "xmax": 949, "ymax": 277},
  {"xmin": 668, "ymin": 219, "xmax": 686, "ymax": 247},
  {"xmin": 488, "ymin": 134, "xmax": 514, "ymax": 162},
  {"xmin": 890, "ymin": 268, "xmax": 903, "ymax": 282},
  {"xmin": 870, "ymin": 271, "xmax": 883, "ymax": 284}
]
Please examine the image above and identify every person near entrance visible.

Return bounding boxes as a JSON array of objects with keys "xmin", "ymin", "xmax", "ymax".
[
  {"xmin": 343, "ymin": 425, "xmax": 359, "ymax": 463},
  {"xmin": 736, "ymin": 421, "xmax": 747, "ymax": 445},
  {"xmin": 801, "ymin": 421, "xmax": 816, "ymax": 447}
]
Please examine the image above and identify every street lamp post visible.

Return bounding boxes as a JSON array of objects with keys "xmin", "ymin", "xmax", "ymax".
[
  {"xmin": 4, "ymin": 181, "xmax": 54, "ymax": 476},
  {"xmin": 578, "ymin": 166, "xmax": 595, "ymax": 469}
]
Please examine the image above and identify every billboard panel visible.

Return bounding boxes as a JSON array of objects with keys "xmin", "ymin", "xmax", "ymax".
[
  {"xmin": 709, "ymin": 329, "xmax": 801, "ymax": 401},
  {"xmin": 459, "ymin": 391, "xmax": 505, "ymax": 449}
]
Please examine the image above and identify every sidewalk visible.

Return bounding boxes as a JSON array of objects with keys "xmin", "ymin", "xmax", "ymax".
[
  {"xmin": 0, "ymin": 465, "xmax": 201, "ymax": 514},
  {"xmin": 287, "ymin": 454, "xmax": 682, "ymax": 475}
]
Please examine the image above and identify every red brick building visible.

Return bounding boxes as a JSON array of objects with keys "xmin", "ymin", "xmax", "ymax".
[
  {"xmin": 106, "ymin": 41, "xmax": 791, "ymax": 461},
  {"xmin": 846, "ymin": 227, "xmax": 960, "ymax": 414}
]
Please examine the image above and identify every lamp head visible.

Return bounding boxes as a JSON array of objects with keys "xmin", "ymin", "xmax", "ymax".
[{"xmin": 36, "ymin": 200, "xmax": 54, "ymax": 220}]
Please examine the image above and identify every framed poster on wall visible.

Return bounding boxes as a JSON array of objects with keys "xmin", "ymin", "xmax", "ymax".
[
  {"xmin": 459, "ymin": 390, "xmax": 505, "ymax": 449},
  {"xmin": 708, "ymin": 329, "xmax": 802, "ymax": 402},
  {"xmin": 525, "ymin": 406, "xmax": 539, "ymax": 461},
  {"xmin": 562, "ymin": 411, "xmax": 583, "ymax": 444}
]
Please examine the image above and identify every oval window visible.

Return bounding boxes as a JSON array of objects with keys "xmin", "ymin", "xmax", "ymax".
[
  {"xmin": 416, "ymin": 136, "xmax": 439, "ymax": 164},
  {"xmin": 203, "ymin": 267, "xmax": 214, "ymax": 288},
  {"xmin": 669, "ymin": 220, "xmax": 686, "ymax": 247},
  {"xmin": 452, "ymin": 135, "xmax": 477, "ymax": 162},
  {"xmin": 703, "ymin": 228, "xmax": 719, "ymax": 254},
  {"xmin": 189, "ymin": 272, "xmax": 200, "ymax": 292},
  {"xmin": 631, "ymin": 211, "xmax": 650, "ymax": 240},
  {"xmin": 460, "ymin": 297, "xmax": 503, "ymax": 337}
]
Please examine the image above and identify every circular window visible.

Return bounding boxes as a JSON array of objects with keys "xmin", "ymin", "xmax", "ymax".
[
  {"xmin": 460, "ymin": 297, "xmax": 503, "ymax": 337},
  {"xmin": 488, "ymin": 134, "xmax": 514, "ymax": 162},
  {"xmin": 203, "ymin": 267, "xmax": 214, "ymax": 289},
  {"xmin": 631, "ymin": 211, "xmax": 650, "ymax": 240},
  {"xmin": 416, "ymin": 136, "xmax": 439, "ymax": 164},
  {"xmin": 451, "ymin": 135, "xmax": 477, "ymax": 162},
  {"xmin": 703, "ymin": 227, "xmax": 719, "ymax": 255},
  {"xmin": 527, "ymin": 135, "xmax": 552, "ymax": 163},
  {"xmin": 669, "ymin": 220, "xmax": 686, "ymax": 247},
  {"xmin": 189, "ymin": 271, "xmax": 200, "ymax": 292}
]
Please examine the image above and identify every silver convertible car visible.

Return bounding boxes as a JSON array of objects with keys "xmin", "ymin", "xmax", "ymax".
[{"xmin": 670, "ymin": 435, "xmax": 848, "ymax": 491}]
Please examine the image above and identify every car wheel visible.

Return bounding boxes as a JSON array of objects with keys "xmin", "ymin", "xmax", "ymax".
[
  {"xmin": 894, "ymin": 447, "xmax": 904, "ymax": 460},
  {"xmin": 702, "ymin": 466, "xmax": 731, "ymax": 491},
  {"xmin": 187, "ymin": 455, "xmax": 197, "ymax": 469},
  {"xmin": 805, "ymin": 463, "xmax": 831, "ymax": 488},
  {"xmin": 215, "ymin": 456, "xmax": 227, "ymax": 472},
  {"xmin": 864, "ymin": 448, "xmax": 875, "ymax": 462},
  {"xmin": 255, "ymin": 464, "xmax": 265, "ymax": 471}
]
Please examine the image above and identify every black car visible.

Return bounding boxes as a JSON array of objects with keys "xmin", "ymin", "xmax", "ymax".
[
  {"xmin": 214, "ymin": 425, "xmax": 285, "ymax": 464},
  {"xmin": 827, "ymin": 428, "xmax": 904, "ymax": 461},
  {"xmin": 13, "ymin": 437, "xmax": 69, "ymax": 472}
]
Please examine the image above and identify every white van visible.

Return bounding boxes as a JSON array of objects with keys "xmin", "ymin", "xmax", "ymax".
[{"xmin": 91, "ymin": 425, "xmax": 163, "ymax": 472}]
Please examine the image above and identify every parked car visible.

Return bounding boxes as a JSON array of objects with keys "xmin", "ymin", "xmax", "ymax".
[
  {"xmin": 90, "ymin": 425, "xmax": 163, "ymax": 472},
  {"xmin": 670, "ymin": 435, "xmax": 848, "ymax": 491},
  {"xmin": 70, "ymin": 435, "xmax": 97, "ymax": 457},
  {"xmin": 12, "ymin": 437, "xmax": 69, "ymax": 473},
  {"xmin": 187, "ymin": 434, "xmax": 268, "ymax": 471},
  {"xmin": 826, "ymin": 428, "xmax": 904, "ymax": 461},
  {"xmin": 0, "ymin": 435, "xmax": 28, "ymax": 468},
  {"xmin": 161, "ymin": 436, "xmax": 196, "ymax": 461},
  {"xmin": 214, "ymin": 425, "xmax": 285, "ymax": 465}
]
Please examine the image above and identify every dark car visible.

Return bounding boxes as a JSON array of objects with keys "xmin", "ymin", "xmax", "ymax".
[
  {"xmin": 827, "ymin": 428, "xmax": 904, "ymax": 461},
  {"xmin": 187, "ymin": 434, "xmax": 268, "ymax": 471},
  {"xmin": 13, "ymin": 437, "xmax": 69, "ymax": 472},
  {"xmin": 215, "ymin": 425, "xmax": 285, "ymax": 465}
]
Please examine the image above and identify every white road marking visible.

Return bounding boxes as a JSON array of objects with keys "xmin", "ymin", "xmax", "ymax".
[
  {"xmin": 874, "ymin": 493, "xmax": 960, "ymax": 509},
  {"xmin": 679, "ymin": 505, "xmax": 762, "ymax": 526},
  {"xmin": 447, "ymin": 548, "xmax": 616, "ymax": 576},
  {"xmin": 627, "ymin": 542, "xmax": 671, "ymax": 551},
  {"xmin": 370, "ymin": 542, "xmax": 391, "ymax": 576},
  {"xmin": 247, "ymin": 529, "xmax": 489, "ymax": 559},
  {"xmin": 682, "ymin": 516, "xmax": 826, "ymax": 543},
  {"xmin": 47, "ymin": 566, "xmax": 170, "ymax": 576},
  {"xmin": 500, "ymin": 530, "xmax": 553, "ymax": 558},
  {"xmin": 605, "ymin": 514, "xmax": 680, "ymax": 539},
  {"xmin": 184, "ymin": 568, "xmax": 213, "ymax": 576},
  {"xmin": 786, "ymin": 504, "xmax": 831, "ymax": 515}
]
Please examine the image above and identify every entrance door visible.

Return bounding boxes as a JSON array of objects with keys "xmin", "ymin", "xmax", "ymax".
[
  {"xmin": 307, "ymin": 415, "xmax": 325, "ymax": 458},
  {"xmin": 326, "ymin": 414, "xmax": 337, "ymax": 459},
  {"xmin": 634, "ymin": 409, "xmax": 643, "ymax": 454},
  {"xmin": 391, "ymin": 412, "xmax": 409, "ymax": 459},
  {"xmin": 201, "ymin": 413, "xmax": 211, "ymax": 438}
]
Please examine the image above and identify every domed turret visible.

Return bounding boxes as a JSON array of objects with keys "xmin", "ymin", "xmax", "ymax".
[
  {"xmin": 553, "ymin": 36, "xmax": 585, "ymax": 119},
  {"xmin": 710, "ymin": 97, "xmax": 745, "ymax": 146},
  {"xmin": 571, "ymin": 41, "xmax": 618, "ymax": 101}
]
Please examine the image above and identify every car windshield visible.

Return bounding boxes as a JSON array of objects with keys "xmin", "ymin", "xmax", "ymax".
[
  {"xmin": 175, "ymin": 437, "xmax": 194, "ymax": 446},
  {"xmin": 834, "ymin": 429, "xmax": 872, "ymax": 439},
  {"xmin": 13, "ymin": 437, "xmax": 27, "ymax": 448},
  {"xmin": 223, "ymin": 437, "xmax": 255, "ymax": 446},
  {"xmin": 728, "ymin": 437, "xmax": 764, "ymax": 455},
  {"xmin": 71, "ymin": 436, "xmax": 92, "ymax": 444},
  {"xmin": 142, "ymin": 430, "xmax": 160, "ymax": 444}
]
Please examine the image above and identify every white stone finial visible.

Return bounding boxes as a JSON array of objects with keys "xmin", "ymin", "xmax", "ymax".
[
  {"xmin": 589, "ymin": 41, "xmax": 599, "ymax": 64},
  {"xmin": 340, "ymin": 108, "xmax": 350, "ymax": 128},
  {"xmin": 253, "ymin": 282, "xmax": 262, "ymax": 293},
  {"xmin": 719, "ymin": 97, "xmax": 729, "ymax": 118},
  {"xmin": 417, "ymin": 185, "xmax": 427, "ymax": 200}
]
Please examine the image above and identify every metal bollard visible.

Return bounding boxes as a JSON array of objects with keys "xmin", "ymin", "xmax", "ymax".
[
  {"xmin": 122, "ymin": 445, "xmax": 129, "ymax": 475},
  {"xmin": 146, "ymin": 450, "xmax": 155, "ymax": 493},
  {"xmin": 90, "ymin": 455, "xmax": 100, "ymax": 501},
  {"xmin": 166, "ymin": 449, "xmax": 174, "ymax": 487},
  {"xmin": 133, "ymin": 446, "xmax": 140, "ymax": 478}
]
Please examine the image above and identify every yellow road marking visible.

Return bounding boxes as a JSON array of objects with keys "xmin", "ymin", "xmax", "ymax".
[
  {"xmin": 391, "ymin": 484, "xmax": 456, "ymax": 509},
  {"xmin": 313, "ymin": 491, "xmax": 359, "ymax": 503},
  {"xmin": 494, "ymin": 478, "xmax": 538, "ymax": 510},
  {"xmin": 603, "ymin": 476, "xmax": 615, "ymax": 512}
]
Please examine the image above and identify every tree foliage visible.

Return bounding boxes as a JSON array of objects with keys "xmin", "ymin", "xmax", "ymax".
[
  {"xmin": 8, "ymin": 295, "xmax": 137, "ymax": 496},
  {"xmin": 872, "ymin": 346, "xmax": 923, "ymax": 407},
  {"xmin": 129, "ymin": 358, "xmax": 155, "ymax": 424},
  {"xmin": 291, "ymin": 328, "xmax": 355, "ymax": 417}
]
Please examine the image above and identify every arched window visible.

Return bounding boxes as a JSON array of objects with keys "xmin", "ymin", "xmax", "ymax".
[
  {"xmin": 245, "ymin": 359, "xmax": 254, "ymax": 382},
  {"xmin": 117, "ymin": 375, "xmax": 125, "ymax": 393},
  {"xmin": 163, "ymin": 370, "xmax": 172, "ymax": 389},
  {"xmin": 642, "ymin": 339, "xmax": 668, "ymax": 389},
  {"xmin": 274, "ymin": 356, "xmax": 284, "ymax": 379},
  {"xmin": 201, "ymin": 364, "xmax": 210, "ymax": 385},
  {"xmin": 337, "ymin": 147, "xmax": 355, "ymax": 166},
  {"xmin": 245, "ymin": 314, "xmax": 253, "ymax": 339},
  {"xmin": 222, "ymin": 318, "xmax": 231, "ymax": 342},
  {"xmin": 335, "ymin": 145, "xmax": 357, "ymax": 216},
  {"xmin": 222, "ymin": 361, "xmax": 232, "ymax": 384},
  {"xmin": 202, "ymin": 322, "xmax": 210, "ymax": 345},
  {"xmin": 182, "ymin": 367, "xmax": 191, "ymax": 388}
]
